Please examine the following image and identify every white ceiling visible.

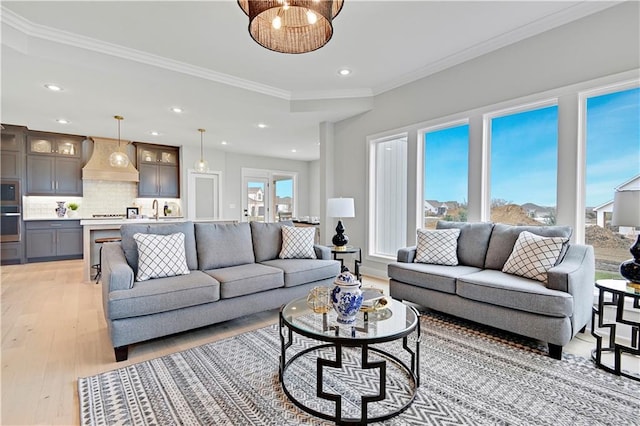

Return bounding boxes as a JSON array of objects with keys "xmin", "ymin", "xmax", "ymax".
[{"xmin": 1, "ymin": 1, "xmax": 617, "ymax": 161}]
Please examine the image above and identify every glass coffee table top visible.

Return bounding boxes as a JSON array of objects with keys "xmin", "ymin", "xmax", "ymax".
[
  {"xmin": 279, "ymin": 294, "xmax": 421, "ymax": 423},
  {"xmin": 281, "ymin": 295, "xmax": 418, "ymax": 343}
]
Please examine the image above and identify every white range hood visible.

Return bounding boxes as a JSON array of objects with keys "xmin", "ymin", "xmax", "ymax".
[{"xmin": 82, "ymin": 137, "xmax": 139, "ymax": 182}]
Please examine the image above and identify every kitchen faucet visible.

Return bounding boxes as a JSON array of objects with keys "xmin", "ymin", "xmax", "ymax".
[{"xmin": 152, "ymin": 199, "xmax": 159, "ymax": 220}]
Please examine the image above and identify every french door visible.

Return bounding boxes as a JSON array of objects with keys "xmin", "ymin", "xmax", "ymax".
[{"xmin": 242, "ymin": 177, "xmax": 269, "ymax": 222}]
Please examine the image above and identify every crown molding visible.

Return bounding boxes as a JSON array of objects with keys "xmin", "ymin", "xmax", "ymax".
[
  {"xmin": 290, "ymin": 88, "xmax": 374, "ymax": 101},
  {"xmin": 372, "ymin": 1, "xmax": 623, "ymax": 96},
  {"xmin": 0, "ymin": 6, "xmax": 292, "ymax": 100},
  {"xmin": 1, "ymin": 2, "xmax": 623, "ymax": 101}
]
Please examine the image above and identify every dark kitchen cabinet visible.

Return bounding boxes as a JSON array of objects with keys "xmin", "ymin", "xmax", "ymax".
[
  {"xmin": 1, "ymin": 242, "xmax": 23, "ymax": 265},
  {"xmin": 1, "ymin": 124, "xmax": 26, "ymax": 180},
  {"xmin": 26, "ymin": 132, "xmax": 83, "ymax": 196},
  {"xmin": 25, "ymin": 220, "xmax": 82, "ymax": 262},
  {"xmin": 135, "ymin": 143, "xmax": 180, "ymax": 198}
]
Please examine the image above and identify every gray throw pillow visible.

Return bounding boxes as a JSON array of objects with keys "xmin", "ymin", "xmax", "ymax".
[
  {"xmin": 195, "ymin": 222, "xmax": 255, "ymax": 269},
  {"xmin": 250, "ymin": 221, "xmax": 293, "ymax": 262},
  {"xmin": 484, "ymin": 223, "xmax": 572, "ymax": 270}
]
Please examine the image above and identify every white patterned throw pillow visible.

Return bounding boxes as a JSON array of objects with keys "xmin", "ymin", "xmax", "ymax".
[
  {"xmin": 133, "ymin": 232, "xmax": 190, "ymax": 281},
  {"xmin": 502, "ymin": 231, "xmax": 567, "ymax": 283},
  {"xmin": 414, "ymin": 228, "xmax": 460, "ymax": 266},
  {"xmin": 279, "ymin": 226, "xmax": 317, "ymax": 259}
]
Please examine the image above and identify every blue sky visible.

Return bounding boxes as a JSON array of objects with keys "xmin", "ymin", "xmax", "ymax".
[
  {"xmin": 424, "ymin": 87, "xmax": 639, "ymax": 208},
  {"xmin": 586, "ymin": 87, "xmax": 640, "ymax": 207},
  {"xmin": 275, "ymin": 179, "xmax": 293, "ymax": 198},
  {"xmin": 424, "ymin": 125, "xmax": 469, "ymax": 203}
]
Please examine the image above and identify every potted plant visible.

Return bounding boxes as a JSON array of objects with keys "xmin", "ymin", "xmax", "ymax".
[{"xmin": 67, "ymin": 202, "xmax": 79, "ymax": 218}]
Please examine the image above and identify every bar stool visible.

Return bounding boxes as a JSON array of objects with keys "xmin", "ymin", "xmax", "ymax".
[{"xmin": 92, "ymin": 237, "xmax": 122, "ymax": 284}]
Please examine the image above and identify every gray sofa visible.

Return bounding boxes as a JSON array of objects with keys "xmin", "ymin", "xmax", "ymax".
[
  {"xmin": 388, "ymin": 221, "xmax": 595, "ymax": 359},
  {"xmin": 101, "ymin": 220, "xmax": 340, "ymax": 361}
]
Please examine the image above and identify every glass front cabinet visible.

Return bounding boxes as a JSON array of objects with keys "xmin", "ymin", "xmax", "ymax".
[{"xmin": 135, "ymin": 143, "xmax": 180, "ymax": 198}]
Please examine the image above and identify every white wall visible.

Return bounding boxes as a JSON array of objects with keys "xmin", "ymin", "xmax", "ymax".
[
  {"xmin": 309, "ymin": 160, "xmax": 320, "ymax": 217},
  {"xmin": 180, "ymin": 143, "xmax": 315, "ymax": 221},
  {"xmin": 329, "ymin": 3, "xmax": 640, "ymax": 277}
]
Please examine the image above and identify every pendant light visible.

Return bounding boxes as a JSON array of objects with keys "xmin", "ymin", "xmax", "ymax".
[
  {"xmin": 194, "ymin": 128, "xmax": 209, "ymax": 172},
  {"xmin": 109, "ymin": 115, "xmax": 130, "ymax": 168},
  {"xmin": 238, "ymin": 0, "xmax": 344, "ymax": 54}
]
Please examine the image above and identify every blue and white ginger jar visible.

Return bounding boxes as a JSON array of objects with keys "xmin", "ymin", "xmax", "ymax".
[{"xmin": 331, "ymin": 271, "xmax": 363, "ymax": 324}]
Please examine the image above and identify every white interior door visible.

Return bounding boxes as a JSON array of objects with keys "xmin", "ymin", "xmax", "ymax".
[{"xmin": 188, "ymin": 170, "xmax": 221, "ymax": 220}]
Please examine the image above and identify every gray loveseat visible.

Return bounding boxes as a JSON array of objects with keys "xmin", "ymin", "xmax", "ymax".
[
  {"xmin": 101, "ymin": 220, "xmax": 340, "ymax": 361},
  {"xmin": 388, "ymin": 221, "xmax": 595, "ymax": 359}
]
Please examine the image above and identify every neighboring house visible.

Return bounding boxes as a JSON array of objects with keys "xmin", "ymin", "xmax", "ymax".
[
  {"xmin": 424, "ymin": 200, "xmax": 439, "ymax": 215},
  {"xmin": 592, "ymin": 200, "xmax": 613, "ymax": 228},
  {"xmin": 247, "ymin": 187, "xmax": 264, "ymax": 217},
  {"xmin": 276, "ymin": 196, "xmax": 293, "ymax": 214},
  {"xmin": 593, "ymin": 174, "xmax": 640, "ymax": 235}
]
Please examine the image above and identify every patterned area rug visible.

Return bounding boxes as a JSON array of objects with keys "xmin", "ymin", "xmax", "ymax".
[{"xmin": 78, "ymin": 311, "xmax": 640, "ymax": 425}]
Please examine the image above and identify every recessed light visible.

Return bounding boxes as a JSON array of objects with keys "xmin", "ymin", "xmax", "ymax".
[
  {"xmin": 221, "ymin": 141, "xmax": 228, "ymax": 145},
  {"xmin": 150, "ymin": 131, "xmax": 161, "ymax": 136},
  {"xmin": 338, "ymin": 68, "xmax": 351, "ymax": 76},
  {"xmin": 45, "ymin": 84, "xmax": 62, "ymax": 91},
  {"xmin": 257, "ymin": 123, "xmax": 267, "ymax": 128},
  {"xmin": 291, "ymin": 149, "xmax": 297, "ymax": 153},
  {"xmin": 171, "ymin": 107, "xmax": 183, "ymax": 113},
  {"xmin": 56, "ymin": 118, "xmax": 69, "ymax": 124}
]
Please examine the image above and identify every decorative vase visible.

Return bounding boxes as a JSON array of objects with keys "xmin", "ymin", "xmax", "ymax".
[
  {"xmin": 55, "ymin": 201, "xmax": 67, "ymax": 218},
  {"xmin": 67, "ymin": 209, "xmax": 78, "ymax": 218},
  {"xmin": 331, "ymin": 270, "xmax": 363, "ymax": 324}
]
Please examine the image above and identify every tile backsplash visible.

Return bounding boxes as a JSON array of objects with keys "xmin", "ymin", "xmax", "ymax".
[{"xmin": 23, "ymin": 180, "xmax": 182, "ymax": 218}]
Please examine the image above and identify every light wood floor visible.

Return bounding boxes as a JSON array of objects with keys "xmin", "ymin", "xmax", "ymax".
[{"xmin": 1, "ymin": 259, "xmax": 597, "ymax": 425}]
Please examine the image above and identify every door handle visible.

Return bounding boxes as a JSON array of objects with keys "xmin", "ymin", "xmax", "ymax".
[{"xmin": 0, "ymin": 213, "xmax": 20, "ymax": 217}]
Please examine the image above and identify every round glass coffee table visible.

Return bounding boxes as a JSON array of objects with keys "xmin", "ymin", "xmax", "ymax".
[{"xmin": 279, "ymin": 295, "xmax": 420, "ymax": 424}]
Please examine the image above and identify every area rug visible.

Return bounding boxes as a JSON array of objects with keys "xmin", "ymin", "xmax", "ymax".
[{"xmin": 78, "ymin": 312, "xmax": 640, "ymax": 425}]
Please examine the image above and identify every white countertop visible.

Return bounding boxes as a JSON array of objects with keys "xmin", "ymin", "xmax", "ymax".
[
  {"xmin": 80, "ymin": 218, "xmax": 186, "ymax": 226},
  {"xmin": 23, "ymin": 216, "xmax": 84, "ymax": 221},
  {"xmin": 23, "ymin": 216, "xmax": 185, "ymax": 224}
]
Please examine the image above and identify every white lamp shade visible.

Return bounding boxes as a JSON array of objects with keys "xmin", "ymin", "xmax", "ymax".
[
  {"xmin": 327, "ymin": 198, "xmax": 355, "ymax": 218},
  {"xmin": 612, "ymin": 190, "xmax": 640, "ymax": 227}
]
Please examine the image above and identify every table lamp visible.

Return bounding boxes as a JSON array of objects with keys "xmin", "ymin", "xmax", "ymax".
[
  {"xmin": 611, "ymin": 189, "xmax": 640, "ymax": 288},
  {"xmin": 327, "ymin": 197, "xmax": 355, "ymax": 250}
]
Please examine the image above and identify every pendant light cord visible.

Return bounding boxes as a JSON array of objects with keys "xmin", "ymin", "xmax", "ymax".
[
  {"xmin": 114, "ymin": 115, "xmax": 124, "ymax": 150},
  {"xmin": 199, "ymin": 128, "xmax": 205, "ymax": 161}
]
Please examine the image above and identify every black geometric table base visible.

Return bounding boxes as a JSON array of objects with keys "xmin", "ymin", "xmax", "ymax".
[
  {"xmin": 279, "ymin": 308, "xmax": 420, "ymax": 424},
  {"xmin": 591, "ymin": 281, "xmax": 640, "ymax": 382}
]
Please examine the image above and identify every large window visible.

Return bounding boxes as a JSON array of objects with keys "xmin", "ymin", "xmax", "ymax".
[
  {"xmin": 489, "ymin": 104, "xmax": 558, "ymax": 225},
  {"xmin": 369, "ymin": 135, "xmax": 407, "ymax": 258},
  {"xmin": 585, "ymin": 86, "xmax": 640, "ymax": 279},
  {"xmin": 422, "ymin": 123, "xmax": 469, "ymax": 228}
]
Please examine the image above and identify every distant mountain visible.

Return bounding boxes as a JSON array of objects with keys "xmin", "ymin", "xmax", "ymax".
[{"xmin": 520, "ymin": 202, "xmax": 554, "ymax": 213}]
